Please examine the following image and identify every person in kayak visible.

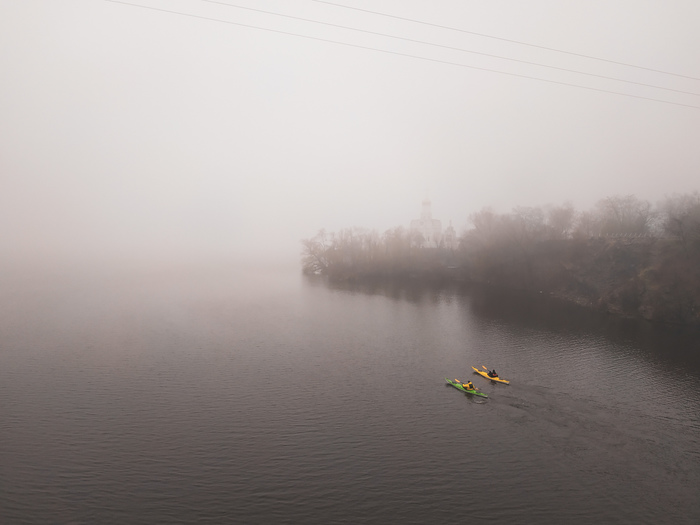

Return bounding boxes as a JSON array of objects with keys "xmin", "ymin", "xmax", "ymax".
[
  {"xmin": 465, "ymin": 381, "xmax": 476, "ymax": 391},
  {"xmin": 488, "ymin": 369, "xmax": 498, "ymax": 378}
]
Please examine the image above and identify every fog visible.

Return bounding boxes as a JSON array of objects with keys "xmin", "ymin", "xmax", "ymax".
[{"xmin": 2, "ymin": 0, "xmax": 699, "ymax": 268}]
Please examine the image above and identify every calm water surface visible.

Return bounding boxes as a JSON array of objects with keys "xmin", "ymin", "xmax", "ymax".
[{"xmin": 1, "ymin": 262, "xmax": 699, "ymax": 524}]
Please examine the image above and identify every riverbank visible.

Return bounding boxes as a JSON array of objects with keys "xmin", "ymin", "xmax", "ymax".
[{"xmin": 315, "ymin": 237, "xmax": 700, "ymax": 327}]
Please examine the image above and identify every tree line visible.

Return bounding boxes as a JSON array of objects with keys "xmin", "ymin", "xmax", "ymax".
[
  {"xmin": 303, "ymin": 193, "xmax": 700, "ymax": 273},
  {"xmin": 301, "ymin": 192, "xmax": 700, "ymax": 325}
]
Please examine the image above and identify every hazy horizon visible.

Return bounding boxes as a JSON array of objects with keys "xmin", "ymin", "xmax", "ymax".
[{"xmin": 2, "ymin": 0, "xmax": 699, "ymax": 266}]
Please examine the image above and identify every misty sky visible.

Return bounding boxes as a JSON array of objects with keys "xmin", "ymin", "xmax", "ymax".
[{"xmin": 2, "ymin": 0, "xmax": 699, "ymax": 264}]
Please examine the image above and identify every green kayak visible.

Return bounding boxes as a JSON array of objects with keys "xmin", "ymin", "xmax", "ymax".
[{"xmin": 445, "ymin": 378, "xmax": 488, "ymax": 398}]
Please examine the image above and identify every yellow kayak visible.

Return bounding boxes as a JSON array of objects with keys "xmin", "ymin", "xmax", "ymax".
[{"xmin": 472, "ymin": 366, "xmax": 510, "ymax": 384}]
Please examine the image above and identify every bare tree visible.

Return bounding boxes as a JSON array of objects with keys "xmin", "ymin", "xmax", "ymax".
[
  {"xmin": 512, "ymin": 206, "xmax": 546, "ymax": 244},
  {"xmin": 300, "ymin": 229, "xmax": 331, "ymax": 274},
  {"xmin": 546, "ymin": 202, "xmax": 576, "ymax": 239},
  {"xmin": 572, "ymin": 210, "xmax": 601, "ymax": 238},
  {"xmin": 595, "ymin": 195, "xmax": 654, "ymax": 235},
  {"xmin": 660, "ymin": 192, "xmax": 700, "ymax": 255}
]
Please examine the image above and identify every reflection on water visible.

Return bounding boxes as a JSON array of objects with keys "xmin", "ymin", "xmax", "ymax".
[
  {"xmin": 307, "ymin": 273, "xmax": 454, "ymax": 305},
  {"xmin": 1, "ymin": 264, "xmax": 699, "ymax": 524},
  {"xmin": 320, "ymin": 274, "xmax": 700, "ymax": 374}
]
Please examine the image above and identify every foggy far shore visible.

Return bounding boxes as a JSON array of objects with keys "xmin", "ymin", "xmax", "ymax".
[{"xmin": 302, "ymin": 193, "xmax": 700, "ymax": 327}]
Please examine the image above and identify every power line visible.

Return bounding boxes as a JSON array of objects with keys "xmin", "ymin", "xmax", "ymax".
[
  {"xmin": 192, "ymin": 0, "xmax": 700, "ymax": 97},
  {"xmin": 312, "ymin": 0, "xmax": 700, "ymax": 82},
  {"xmin": 102, "ymin": 0, "xmax": 700, "ymax": 110}
]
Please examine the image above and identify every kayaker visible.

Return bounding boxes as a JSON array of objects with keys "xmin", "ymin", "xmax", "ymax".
[
  {"xmin": 465, "ymin": 381, "xmax": 476, "ymax": 391},
  {"xmin": 488, "ymin": 369, "xmax": 498, "ymax": 378}
]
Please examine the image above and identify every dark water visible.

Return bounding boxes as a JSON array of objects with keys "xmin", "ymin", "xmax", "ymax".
[{"xmin": 2, "ymin": 262, "xmax": 699, "ymax": 524}]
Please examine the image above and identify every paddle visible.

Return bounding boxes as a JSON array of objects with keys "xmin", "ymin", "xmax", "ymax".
[
  {"xmin": 482, "ymin": 365, "xmax": 498, "ymax": 378},
  {"xmin": 454, "ymin": 378, "xmax": 477, "ymax": 391},
  {"xmin": 460, "ymin": 377, "xmax": 478, "ymax": 391},
  {"xmin": 456, "ymin": 379, "xmax": 470, "ymax": 389}
]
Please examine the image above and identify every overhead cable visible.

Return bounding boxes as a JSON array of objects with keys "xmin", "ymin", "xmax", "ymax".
[
  {"xmin": 102, "ymin": 0, "xmax": 700, "ymax": 110},
  {"xmin": 312, "ymin": 0, "xmax": 700, "ymax": 82},
  {"xmin": 193, "ymin": 0, "xmax": 699, "ymax": 97}
]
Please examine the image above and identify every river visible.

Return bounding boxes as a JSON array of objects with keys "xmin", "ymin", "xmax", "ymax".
[{"xmin": 1, "ymin": 261, "xmax": 699, "ymax": 524}]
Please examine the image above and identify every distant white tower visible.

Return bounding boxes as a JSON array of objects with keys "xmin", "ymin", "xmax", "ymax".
[
  {"xmin": 443, "ymin": 220, "xmax": 458, "ymax": 250},
  {"xmin": 410, "ymin": 198, "xmax": 442, "ymax": 247}
]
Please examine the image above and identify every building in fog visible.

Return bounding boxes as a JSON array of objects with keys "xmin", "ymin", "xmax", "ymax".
[
  {"xmin": 410, "ymin": 198, "xmax": 442, "ymax": 248},
  {"xmin": 409, "ymin": 198, "xmax": 460, "ymax": 249},
  {"xmin": 443, "ymin": 220, "xmax": 459, "ymax": 250}
]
